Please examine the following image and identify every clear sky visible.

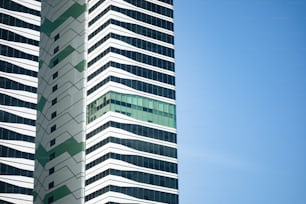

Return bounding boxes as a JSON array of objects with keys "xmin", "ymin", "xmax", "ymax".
[{"xmin": 174, "ymin": 0, "xmax": 306, "ymax": 203}]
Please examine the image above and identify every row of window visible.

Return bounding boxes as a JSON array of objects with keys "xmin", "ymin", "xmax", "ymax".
[
  {"xmin": 86, "ymin": 168, "xmax": 178, "ymax": 189},
  {"xmin": 0, "ymin": 181, "xmax": 32, "ymax": 195},
  {"xmin": 0, "ymin": 128, "xmax": 35, "ymax": 143},
  {"xmin": 0, "ymin": 163, "xmax": 33, "ymax": 177},
  {"xmin": 123, "ymin": 0, "xmax": 173, "ymax": 18},
  {"xmin": 0, "ymin": 60, "xmax": 37, "ymax": 77},
  {"xmin": 89, "ymin": 5, "xmax": 173, "ymax": 31},
  {"xmin": 0, "ymin": 13, "xmax": 39, "ymax": 31},
  {"xmin": 88, "ymin": 46, "xmax": 174, "ymax": 72},
  {"xmin": 0, "ymin": 77, "xmax": 37, "ymax": 93},
  {"xmin": 86, "ymin": 136, "xmax": 177, "ymax": 158},
  {"xmin": 86, "ymin": 152, "xmax": 178, "ymax": 173},
  {"xmin": 158, "ymin": 0, "xmax": 173, "ymax": 5},
  {"xmin": 89, "ymin": 0, "xmax": 173, "ymax": 18},
  {"xmin": 0, "ymin": 28, "xmax": 39, "ymax": 46},
  {"xmin": 85, "ymin": 185, "xmax": 178, "ymax": 203},
  {"xmin": 113, "ymin": 6, "xmax": 173, "ymax": 31},
  {"xmin": 87, "ymin": 75, "xmax": 175, "ymax": 100},
  {"xmin": 0, "ymin": 110, "xmax": 35, "ymax": 126},
  {"xmin": 88, "ymin": 61, "xmax": 175, "ymax": 85},
  {"xmin": 0, "ymin": 44, "xmax": 38, "ymax": 61},
  {"xmin": 89, "ymin": 19, "xmax": 174, "ymax": 44},
  {"xmin": 86, "ymin": 121, "xmax": 177, "ymax": 143},
  {"xmin": 0, "ymin": 145, "xmax": 34, "ymax": 160},
  {"xmin": 89, "ymin": 32, "xmax": 174, "ymax": 58},
  {"xmin": 0, "ymin": 93, "xmax": 36, "ymax": 109},
  {"xmin": 0, "ymin": 0, "xmax": 40, "ymax": 16}
]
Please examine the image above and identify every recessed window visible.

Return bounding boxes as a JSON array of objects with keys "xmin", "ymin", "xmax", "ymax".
[
  {"xmin": 51, "ymin": 111, "xmax": 57, "ymax": 119},
  {"xmin": 52, "ymin": 85, "xmax": 58, "ymax": 92},
  {"xmin": 53, "ymin": 46, "xmax": 59, "ymax": 54},
  {"xmin": 48, "ymin": 196, "xmax": 54, "ymax": 204},
  {"xmin": 49, "ymin": 167, "xmax": 55, "ymax": 175},
  {"xmin": 49, "ymin": 153, "xmax": 55, "ymax": 161},
  {"xmin": 50, "ymin": 125, "xmax": 56, "ymax": 133},
  {"xmin": 48, "ymin": 181, "xmax": 54, "ymax": 189},
  {"xmin": 54, "ymin": 34, "xmax": 60, "ymax": 41},
  {"xmin": 53, "ymin": 58, "xmax": 59, "ymax": 66},
  {"xmin": 50, "ymin": 139, "xmax": 56, "ymax": 147},
  {"xmin": 51, "ymin": 98, "xmax": 57, "ymax": 105},
  {"xmin": 53, "ymin": 72, "xmax": 58, "ymax": 79}
]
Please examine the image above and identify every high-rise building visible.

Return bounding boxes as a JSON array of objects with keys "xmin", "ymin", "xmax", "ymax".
[
  {"xmin": 0, "ymin": 0, "xmax": 40, "ymax": 203},
  {"xmin": 35, "ymin": 0, "xmax": 178, "ymax": 203}
]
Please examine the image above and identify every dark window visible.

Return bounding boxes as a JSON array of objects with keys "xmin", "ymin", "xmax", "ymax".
[
  {"xmin": 50, "ymin": 125, "xmax": 56, "ymax": 133},
  {"xmin": 50, "ymin": 139, "xmax": 55, "ymax": 147},
  {"xmin": 49, "ymin": 153, "xmax": 55, "ymax": 161},
  {"xmin": 52, "ymin": 72, "xmax": 58, "ymax": 79},
  {"xmin": 49, "ymin": 167, "xmax": 55, "ymax": 175},
  {"xmin": 53, "ymin": 58, "xmax": 59, "ymax": 66},
  {"xmin": 51, "ymin": 111, "xmax": 57, "ymax": 119},
  {"xmin": 52, "ymin": 85, "xmax": 58, "ymax": 92},
  {"xmin": 48, "ymin": 182, "xmax": 54, "ymax": 189},
  {"xmin": 53, "ymin": 46, "xmax": 59, "ymax": 54},
  {"xmin": 48, "ymin": 196, "xmax": 54, "ymax": 204},
  {"xmin": 51, "ymin": 98, "xmax": 57, "ymax": 105},
  {"xmin": 54, "ymin": 34, "xmax": 60, "ymax": 41}
]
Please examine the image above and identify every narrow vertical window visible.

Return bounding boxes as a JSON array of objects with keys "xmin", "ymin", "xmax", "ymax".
[
  {"xmin": 52, "ymin": 85, "xmax": 58, "ymax": 92},
  {"xmin": 50, "ymin": 125, "xmax": 56, "ymax": 133},
  {"xmin": 54, "ymin": 34, "xmax": 60, "ymax": 41},
  {"xmin": 48, "ymin": 181, "xmax": 54, "ymax": 189},
  {"xmin": 49, "ymin": 167, "xmax": 55, "ymax": 175},
  {"xmin": 53, "ymin": 72, "xmax": 58, "ymax": 79},
  {"xmin": 50, "ymin": 139, "xmax": 56, "ymax": 147}
]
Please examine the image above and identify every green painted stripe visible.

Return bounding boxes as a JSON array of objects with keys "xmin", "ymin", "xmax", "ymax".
[
  {"xmin": 37, "ymin": 96, "xmax": 47, "ymax": 112},
  {"xmin": 39, "ymin": 60, "xmax": 44, "ymax": 69},
  {"xmin": 43, "ymin": 185, "xmax": 71, "ymax": 204},
  {"xmin": 35, "ymin": 144, "xmax": 49, "ymax": 167},
  {"xmin": 33, "ymin": 191, "xmax": 38, "ymax": 201},
  {"xmin": 53, "ymin": 137, "xmax": 85, "ymax": 157},
  {"xmin": 74, "ymin": 60, "xmax": 86, "ymax": 72},
  {"xmin": 41, "ymin": 3, "xmax": 87, "ymax": 36},
  {"xmin": 35, "ymin": 137, "xmax": 85, "ymax": 167},
  {"xmin": 49, "ymin": 45, "xmax": 75, "ymax": 68}
]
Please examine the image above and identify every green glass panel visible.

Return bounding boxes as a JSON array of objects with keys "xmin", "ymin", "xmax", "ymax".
[{"xmin": 87, "ymin": 91, "xmax": 176, "ymax": 128}]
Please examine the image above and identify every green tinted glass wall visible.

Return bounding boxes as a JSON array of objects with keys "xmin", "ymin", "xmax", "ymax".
[{"xmin": 87, "ymin": 91, "xmax": 176, "ymax": 128}]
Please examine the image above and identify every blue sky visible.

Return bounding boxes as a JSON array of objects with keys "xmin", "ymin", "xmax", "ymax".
[{"xmin": 174, "ymin": 1, "xmax": 306, "ymax": 203}]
